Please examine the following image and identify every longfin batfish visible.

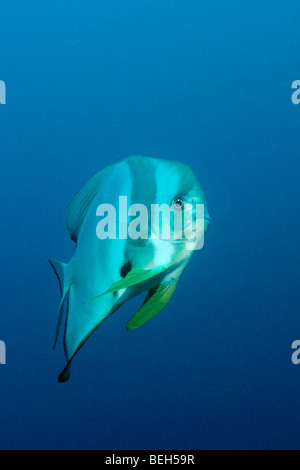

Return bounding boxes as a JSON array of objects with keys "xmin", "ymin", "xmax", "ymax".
[{"xmin": 50, "ymin": 156, "xmax": 210, "ymax": 382}]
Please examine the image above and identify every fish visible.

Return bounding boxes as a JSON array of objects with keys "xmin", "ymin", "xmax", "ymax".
[{"xmin": 50, "ymin": 156, "xmax": 210, "ymax": 382}]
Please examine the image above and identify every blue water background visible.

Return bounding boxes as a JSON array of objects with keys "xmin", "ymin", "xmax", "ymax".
[{"xmin": 0, "ymin": 1, "xmax": 300, "ymax": 450}]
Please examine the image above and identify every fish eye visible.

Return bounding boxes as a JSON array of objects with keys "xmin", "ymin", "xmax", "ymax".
[{"xmin": 172, "ymin": 198, "xmax": 184, "ymax": 210}]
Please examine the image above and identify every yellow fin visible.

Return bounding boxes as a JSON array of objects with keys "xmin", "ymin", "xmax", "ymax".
[{"xmin": 88, "ymin": 266, "xmax": 169, "ymax": 302}]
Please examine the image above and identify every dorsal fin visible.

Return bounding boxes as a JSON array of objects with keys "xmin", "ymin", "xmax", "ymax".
[{"xmin": 66, "ymin": 165, "xmax": 113, "ymax": 243}]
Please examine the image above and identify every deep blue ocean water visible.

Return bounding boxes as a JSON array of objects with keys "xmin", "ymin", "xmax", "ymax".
[{"xmin": 1, "ymin": 1, "xmax": 300, "ymax": 450}]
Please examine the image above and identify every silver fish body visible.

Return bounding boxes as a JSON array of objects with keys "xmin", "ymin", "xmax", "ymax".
[{"xmin": 50, "ymin": 156, "xmax": 210, "ymax": 382}]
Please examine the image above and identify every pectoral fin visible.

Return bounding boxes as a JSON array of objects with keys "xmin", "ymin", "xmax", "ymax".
[
  {"xmin": 126, "ymin": 280, "xmax": 179, "ymax": 331},
  {"xmin": 88, "ymin": 266, "xmax": 169, "ymax": 302}
]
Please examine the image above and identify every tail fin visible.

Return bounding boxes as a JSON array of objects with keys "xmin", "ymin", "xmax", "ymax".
[{"xmin": 49, "ymin": 258, "xmax": 70, "ymax": 349}]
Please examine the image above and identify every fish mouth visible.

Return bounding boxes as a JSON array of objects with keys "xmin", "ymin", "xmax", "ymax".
[
  {"xmin": 156, "ymin": 215, "xmax": 211, "ymax": 245},
  {"xmin": 204, "ymin": 215, "xmax": 211, "ymax": 231}
]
